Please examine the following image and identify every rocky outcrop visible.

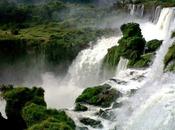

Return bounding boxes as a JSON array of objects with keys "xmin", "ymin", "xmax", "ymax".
[
  {"xmin": 76, "ymin": 84, "xmax": 121, "ymax": 108},
  {"xmin": 79, "ymin": 117, "xmax": 103, "ymax": 128},
  {"xmin": 104, "ymin": 23, "xmax": 162, "ymax": 69},
  {"xmin": 74, "ymin": 103, "xmax": 88, "ymax": 112},
  {"xmin": 164, "ymin": 43, "xmax": 175, "ymax": 72},
  {"xmin": 0, "ymin": 85, "xmax": 75, "ymax": 130}
]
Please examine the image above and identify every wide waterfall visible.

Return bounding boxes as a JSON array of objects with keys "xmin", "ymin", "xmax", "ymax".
[
  {"xmin": 1, "ymin": 3, "xmax": 175, "ymax": 130},
  {"xmin": 66, "ymin": 6, "xmax": 175, "ymax": 130},
  {"xmin": 41, "ymin": 37, "xmax": 121, "ymax": 109}
]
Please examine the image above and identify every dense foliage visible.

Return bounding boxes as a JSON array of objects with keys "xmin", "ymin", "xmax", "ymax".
[
  {"xmin": 104, "ymin": 23, "xmax": 146, "ymax": 69},
  {"xmin": 164, "ymin": 43, "xmax": 175, "ymax": 71},
  {"xmin": 0, "ymin": 85, "xmax": 75, "ymax": 130},
  {"xmin": 103, "ymin": 23, "xmax": 163, "ymax": 69}
]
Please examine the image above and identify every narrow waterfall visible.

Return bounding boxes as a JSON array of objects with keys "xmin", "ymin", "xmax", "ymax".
[
  {"xmin": 115, "ymin": 57, "xmax": 129, "ymax": 75},
  {"xmin": 152, "ymin": 6, "xmax": 162, "ymax": 23},
  {"xmin": 128, "ymin": 4, "xmax": 144, "ymax": 17},
  {"xmin": 0, "ymin": 99, "xmax": 6, "ymax": 119}
]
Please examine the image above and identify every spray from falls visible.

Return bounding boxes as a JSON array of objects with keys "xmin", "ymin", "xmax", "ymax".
[
  {"xmin": 65, "ymin": 37, "xmax": 121, "ymax": 87},
  {"xmin": 41, "ymin": 37, "xmax": 121, "ymax": 109},
  {"xmin": 116, "ymin": 57, "xmax": 129, "ymax": 75}
]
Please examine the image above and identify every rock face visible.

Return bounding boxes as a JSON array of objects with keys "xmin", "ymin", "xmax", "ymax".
[
  {"xmin": 164, "ymin": 43, "xmax": 175, "ymax": 71},
  {"xmin": 74, "ymin": 103, "xmax": 88, "ymax": 112},
  {"xmin": 104, "ymin": 23, "xmax": 146, "ymax": 69},
  {"xmin": 76, "ymin": 84, "xmax": 121, "ymax": 108},
  {"xmin": 0, "ymin": 85, "xmax": 75, "ymax": 130},
  {"xmin": 145, "ymin": 39, "xmax": 162, "ymax": 53},
  {"xmin": 104, "ymin": 23, "xmax": 162, "ymax": 69},
  {"xmin": 79, "ymin": 117, "xmax": 103, "ymax": 128}
]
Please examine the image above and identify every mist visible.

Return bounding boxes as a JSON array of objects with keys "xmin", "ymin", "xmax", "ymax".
[{"xmin": 0, "ymin": 0, "xmax": 156, "ymax": 110}]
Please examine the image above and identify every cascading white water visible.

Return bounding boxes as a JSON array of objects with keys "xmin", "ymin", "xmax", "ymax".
[
  {"xmin": 109, "ymin": 7, "xmax": 175, "ymax": 130},
  {"xmin": 149, "ymin": 8, "xmax": 175, "ymax": 80},
  {"xmin": 65, "ymin": 37, "xmax": 120, "ymax": 87},
  {"xmin": 128, "ymin": 4, "xmax": 144, "ymax": 17},
  {"xmin": 115, "ymin": 57, "xmax": 129, "ymax": 75},
  {"xmin": 152, "ymin": 6, "xmax": 162, "ymax": 23},
  {"xmin": 0, "ymin": 99, "xmax": 6, "ymax": 119},
  {"xmin": 41, "ymin": 37, "xmax": 121, "ymax": 109},
  {"xmin": 35, "ymin": 6, "xmax": 175, "ymax": 130}
]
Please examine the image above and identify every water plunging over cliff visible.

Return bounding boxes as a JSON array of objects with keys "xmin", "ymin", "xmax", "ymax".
[
  {"xmin": 109, "ymin": 7, "xmax": 175, "ymax": 130},
  {"xmin": 42, "ymin": 37, "xmax": 121, "ymax": 109},
  {"xmin": 40, "ymin": 6, "xmax": 175, "ymax": 130},
  {"xmin": 116, "ymin": 57, "xmax": 129, "ymax": 75},
  {"xmin": 128, "ymin": 4, "xmax": 144, "ymax": 17}
]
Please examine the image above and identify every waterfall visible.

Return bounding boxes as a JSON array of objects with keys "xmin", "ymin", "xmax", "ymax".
[
  {"xmin": 65, "ymin": 36, "xmax": 120, "ymax": 87},
  {"xmin": 109, "ymin": 7, "xmax": 175, "ymax": 130},
  {"xmin": 152, "ymin": 6, "xmax": 162, "ymax": 23},
  {"xmin": 149, "ymin": 8, "xmax": 175, "ymax": 80},
  {"xmin": 41, "ymin": 6, "xmax": 175, "ymax": 130},
  {"xmin": 0, "ymin": 99, "xmax": 6, "ymax": 119},
  {"xmin": 116, "ymin": 57, "xmax": 129, "ymax": 75},
  {"xmin": 128, "ymin": 4, "xmax": 144, "ymax": 17},
  {"xmin": 41, "ymin": 37, "xmax": 121, "ymax": 109}
]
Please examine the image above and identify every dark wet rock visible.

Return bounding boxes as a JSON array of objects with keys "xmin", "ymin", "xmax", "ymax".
[
  {"xmin": 96, "ymin": 109, "xmax": 115, "ymax": 121},
  {"xmin": 109, "ymin": 79, "xmax": 127, "ymax": 85},
  {"xmin": 130, "ymin": 89, "xmax": 137, "ymax": 95},
  {"xmin": 112, "ymin": 102, "xmax": 123, "ymax": 108},
  {"xmin": 77, "ymin": 126, "xmax": 89, "ymax": 130},
  {"xmin": 74, "ymin": 103, "xmax": 88, "ymax": 112},
  {"xmin": 131, "ymin": 75, "xmax": 145, "ymax": 82},
  {"xmin": 79, "ymin": 117, "xmax": 103, "ymax": 128}
]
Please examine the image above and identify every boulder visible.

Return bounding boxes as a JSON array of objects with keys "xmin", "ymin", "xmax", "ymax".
[
  {"xmin": 74, "ymin": 103, "xmax": 88, "ymax": 112},
  {"xmin": 76, "ymin": 84, "xmax": 121, "ymax": 108},
  {"xmin": 79, "ymin": 117, "xmax": 103, "ymax": 128}
]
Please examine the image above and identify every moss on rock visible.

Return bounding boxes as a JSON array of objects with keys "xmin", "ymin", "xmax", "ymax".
[
  {"xmin": 103, "ymin": 23, "xmax": 146, "ymax": 69},
  {"xmin": 164, "ymin": 43, "xmax": 175, "ymax": 72},
  {"xmin": 76, "ymin": 84, "xmax": 121, "ymax": 108},
  {"xmin": 145, "ymin": 39, "xmax": 162, "ymax": 53},
  {"xmin": 164, "ymin": 44, "xmax": 175, "ymax": 67},
  {"xmin": 22, "ymin": 103, "xmax": 75, "ymax": 130},
  {"xmin": 128, "ymin": 53, "xmax": 154, "ymax": 68},
  {"xmin": 79, "ymin": 117, "xmax": 103, "ymax": 128},
  {"xmin": 0, "ymin": 85, "xmax": 75, "ymax": 130},
  {"xmin": 74, "ymin": 103, "xmax": 88, "ymax": 112}
]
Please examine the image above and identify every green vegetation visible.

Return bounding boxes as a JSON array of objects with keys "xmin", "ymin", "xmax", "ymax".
[
  {"xmin": 22, "ymin": 104, "xmax": 75, "ymax": 130},
  {"xmin": 74, "ymin": 103, "xmax": 88, "ymax": 111},
  {"xmin": 164, "ymin": 43, "xmax": 175, "ymax": 72},
  {"xmin": 0, "ymin": 85, "xmax": 75, "ymax": 130},
  {"xmin": 145, "ymin": 39, "xmax": 162, "ymax": 53},
  {"xmin": 104, "ymin": 23, "xmax": 162, "ymax": 69},
  {"xmin": 0, "ymin": 25, "xmax": 114, "ymax": 67},
  {"xmin": 128, "ymin": 53, "xmax": 154, "ymax": 68},
  {"xmin": 79, "ymin": 117, "xmax": 103, "ymax": 128},
  {"xmin": 76, "ymin": 84, "xmax": 121, "ymax": 108},
  {"xmin": 125, "ymin": 0, "xmax": 175, "ymax": 7},
  {"xmin": 104, "ymin": 23, "xmax": 146, "ymax": 69},
  {"xmin": 0, "ymin": 0, "xmax": 117, "ymax": 69}
]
